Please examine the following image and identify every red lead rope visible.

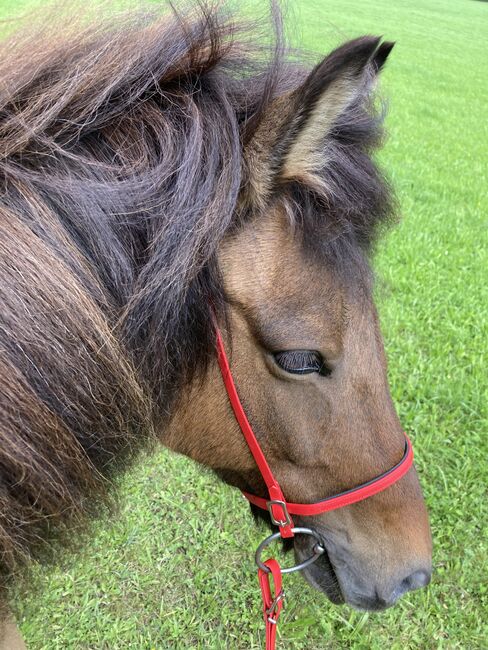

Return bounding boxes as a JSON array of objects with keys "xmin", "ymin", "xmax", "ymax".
[
  {"xmin": 258, "ymin": 559, "xmax": 283, "ymax": 650},
  {"xmin": 215, "ymin": 328, "xmax": 414, "ymax": 650}
]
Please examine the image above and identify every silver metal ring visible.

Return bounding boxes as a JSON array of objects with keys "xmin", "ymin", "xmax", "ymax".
[{"xmin": 255, "ymin": 527, "xmax": 325, "ymax": 574}]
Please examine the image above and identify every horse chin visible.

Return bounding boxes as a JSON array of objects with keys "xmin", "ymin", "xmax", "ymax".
[{"xmin": 295, "ymin": 541, "xmax": 345, "ymax": 605}]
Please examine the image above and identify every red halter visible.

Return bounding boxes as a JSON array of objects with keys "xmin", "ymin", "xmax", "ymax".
[{"xmin": 215, "ymin": 327, "xmax": 414, "ymax": 649}]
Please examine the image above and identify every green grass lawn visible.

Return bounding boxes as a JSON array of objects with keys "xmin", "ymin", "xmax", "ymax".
[{"xmin": 4, "ymin": 0, "xmax": 488, "ymax": 648}]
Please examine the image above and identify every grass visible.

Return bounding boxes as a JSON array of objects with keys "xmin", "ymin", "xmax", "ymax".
[{"xmin": 3, "ymin": 0, "xmax": 487, "ymax": 647}]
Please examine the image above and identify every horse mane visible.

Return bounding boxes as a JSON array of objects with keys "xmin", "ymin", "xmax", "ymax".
[{"xmin": 0, "ymin": 0, "xmax": 392, "ymax": 597}]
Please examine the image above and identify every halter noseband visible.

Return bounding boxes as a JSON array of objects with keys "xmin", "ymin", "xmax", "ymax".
[{"xmin": 215, "ymin": 327, "xmax": 414, "ymax": 650}]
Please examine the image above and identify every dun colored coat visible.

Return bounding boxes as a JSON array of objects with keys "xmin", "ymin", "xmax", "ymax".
[{"xmin": 0, "ymin": 1, "xmax": 431, "ymax": 645}]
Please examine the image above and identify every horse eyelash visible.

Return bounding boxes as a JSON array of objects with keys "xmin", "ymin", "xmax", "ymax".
[{"xmin": 273, "ymin": 350, "xmax": 329, "ymax": 376}]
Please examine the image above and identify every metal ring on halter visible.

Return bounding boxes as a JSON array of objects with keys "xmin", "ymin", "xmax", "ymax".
[{"xmin": 255, "ymin": 527, "xmax": 325, "ymax": 574}]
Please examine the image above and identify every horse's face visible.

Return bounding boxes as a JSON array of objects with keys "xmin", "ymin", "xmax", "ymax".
[
  {"xmin": 167, "ymin": 204, "xmax": 431, "ymax": 609},
  {"xmin": 166, "ymin": 37, "xmax": 431, "ymax": 610},
  {"xmin": 217, "ymin": 208, "xmax": 431, "ymax": 609}
]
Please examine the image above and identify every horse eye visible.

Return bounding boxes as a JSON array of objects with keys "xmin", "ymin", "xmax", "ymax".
[{"xmin": 273, "ymin": 350, "xmax": 331, "ymax": 376}]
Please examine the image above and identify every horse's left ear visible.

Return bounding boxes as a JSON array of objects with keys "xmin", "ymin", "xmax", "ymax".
[{"xmin": 244, "ymin": 36, "xmax": 394, "ymax": 206}]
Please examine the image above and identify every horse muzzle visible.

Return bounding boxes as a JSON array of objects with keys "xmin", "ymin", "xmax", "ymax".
[{"xmin": 294, "ymin": 524, "xmax": 432, "ymax": 611}]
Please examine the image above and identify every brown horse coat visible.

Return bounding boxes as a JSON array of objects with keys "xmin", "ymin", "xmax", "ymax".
[{"xmin": 0, "ymin": 1, "xmax": 431, "ymax": 642}]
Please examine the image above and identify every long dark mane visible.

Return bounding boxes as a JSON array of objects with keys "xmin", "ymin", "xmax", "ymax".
[{"xmin": 0, "ymin": 0, "xmax": 391, "ymax": 600}]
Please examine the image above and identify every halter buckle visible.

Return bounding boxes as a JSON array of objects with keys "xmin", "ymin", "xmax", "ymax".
[{"xmin": 266, "ymin": 499, "xmax": 292, "ymax": 528}]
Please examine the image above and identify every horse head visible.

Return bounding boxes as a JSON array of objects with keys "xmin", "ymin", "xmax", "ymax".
[{"xmin": 166, "ymin": 36, "xmax": 432, "ymax": 611}]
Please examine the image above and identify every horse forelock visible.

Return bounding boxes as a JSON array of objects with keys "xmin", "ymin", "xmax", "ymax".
[{"xmin": 0, "ymin": 0, "xmax": 394, "ymax": 599}]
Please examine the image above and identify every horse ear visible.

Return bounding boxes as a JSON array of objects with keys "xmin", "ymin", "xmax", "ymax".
[
  {"xmin": 280, "ymin": 36, "xmax": 393, "ymax": 184},
  {"xmin": 244, "ymin": 36, "xmax": 394, "ymax": 207}
]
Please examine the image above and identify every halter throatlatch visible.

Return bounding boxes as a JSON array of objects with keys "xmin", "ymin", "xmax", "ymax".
[{"xmin": 215, "ymin": 328, "xmax": 414, "ymax": 650}]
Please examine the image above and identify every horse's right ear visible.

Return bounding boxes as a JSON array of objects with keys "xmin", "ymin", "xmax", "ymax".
[{"xmin": 243, "ymin": 36, "xmax": 393, "ymax": 208}]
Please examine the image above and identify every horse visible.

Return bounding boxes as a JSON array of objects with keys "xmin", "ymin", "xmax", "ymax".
[{"xmin": 0, "ymin": 1, "xmax": 432, "ymax": 646}]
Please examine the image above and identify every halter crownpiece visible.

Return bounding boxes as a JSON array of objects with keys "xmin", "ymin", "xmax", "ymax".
[{"xmin": 215, "ymin": 327, "xmax": 414, "ymax": 650}]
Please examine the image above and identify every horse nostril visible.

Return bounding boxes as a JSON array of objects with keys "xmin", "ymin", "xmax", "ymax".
[
  {"xmin": 395, "ymin": 569, "xmax": 431, "ymax": 600},
  {"xmin": 347, "ymin": 568, "xmax": 431, "ymax": 611},
  {"xmin": 403, "ymin": 569, "xmax": 431, "ymax": 591}
]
